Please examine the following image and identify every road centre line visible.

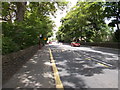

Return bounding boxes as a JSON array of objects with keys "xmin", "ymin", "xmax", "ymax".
[{"xmin": 49, "ymin": 48, "xmax": 64, "ymax": 90}]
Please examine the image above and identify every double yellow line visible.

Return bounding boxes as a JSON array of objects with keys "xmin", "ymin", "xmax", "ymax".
[{"xmin": 49, "ymin": 48, "xmax": 64, "ymax": 90}]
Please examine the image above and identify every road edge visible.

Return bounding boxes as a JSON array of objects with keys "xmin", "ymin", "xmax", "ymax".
[{"xmin": 49, "ymin": 48, "xmax": 64, "ymax": 90}]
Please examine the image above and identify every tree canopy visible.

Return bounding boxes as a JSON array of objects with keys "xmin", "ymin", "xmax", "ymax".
[
  {"xmin": 56, "ymin": 2, "xmax": 120, "ymax": 43},
  {"xmin": 1, "ymin": 1, "xmax": 120, "ymax": 54},
  {"xmin": 2, "ymin": 2, "xmax": 68, "ymax": 55}
]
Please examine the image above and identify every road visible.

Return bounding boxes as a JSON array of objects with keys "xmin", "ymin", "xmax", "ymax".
[
  {"xmin": 49, "ymin": 42, "xmax": 119, "ymax": 89},
  {"xmin": 2, "ymin": 43, "xmax": 119, "ymax": 89}
]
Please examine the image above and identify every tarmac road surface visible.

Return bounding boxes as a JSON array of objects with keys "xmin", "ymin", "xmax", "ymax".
[
  {"xmin": 2, "ymin": 43, "xmax": 119, "ymax": 89},
  {"xmin": 49, "ymin": 43, "xmax": 119, "ymax": 89}
]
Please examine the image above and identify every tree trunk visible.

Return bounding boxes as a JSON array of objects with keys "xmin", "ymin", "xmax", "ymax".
[
  {"xmin": 16, "ymin": 2, "xmax": 27, "ymax": 22},
  {"xmin": 116, "ymin": 17, "xmax": 120, "ymax": 30}
]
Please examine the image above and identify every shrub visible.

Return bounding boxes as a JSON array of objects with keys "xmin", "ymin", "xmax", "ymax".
[{"xmin": 2, "ymin": 37, "xmax": 20, "ymax": 55}]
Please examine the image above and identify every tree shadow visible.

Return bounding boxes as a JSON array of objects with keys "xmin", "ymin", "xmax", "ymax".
[
  {"xmin": 51, "ymin": 46, "xmax": 118, "ymax": 88},
  {"xmin": 3, "ymin": 47, "xmax": 55, "ymax": 89},
  {"xmin": 2, "ymin": 46, "xmax": 38, "ymax": 85},
  {"xmin": 74, "ymin": 49, "xmax": 118, "ymax": 69}
]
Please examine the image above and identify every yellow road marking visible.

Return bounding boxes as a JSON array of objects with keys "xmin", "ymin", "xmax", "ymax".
[
  {"xmin": 49, "ymin": 48, "xmax": 64, "ymax": 90},
  {"xmin": 97, "ymin": 63, "xmax": 109, "ymax": 67},
  {"xmin": 85, "ymin": 58, "xmax": 109, "ymax": 67}
]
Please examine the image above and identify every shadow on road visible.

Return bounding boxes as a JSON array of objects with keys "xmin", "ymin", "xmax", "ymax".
[{"xmin": 50, "ymin": 45, "xmax": 118, "ymax": 88}]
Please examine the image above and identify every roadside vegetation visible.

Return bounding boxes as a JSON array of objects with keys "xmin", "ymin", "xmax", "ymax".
[
  {"xmin": 2, "ymin": 2, "xmax": 68, "ymax": 55},
  {"xmin": 56, "ymin": 2, "xmax": 120, "ymax": 43}
]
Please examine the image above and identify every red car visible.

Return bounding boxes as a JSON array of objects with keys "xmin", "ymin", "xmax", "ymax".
[{"xmin": 71, "ymin": 42, "xmax": 80, "ymax": 47}]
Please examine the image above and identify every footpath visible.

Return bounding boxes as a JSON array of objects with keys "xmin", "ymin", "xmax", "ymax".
[{"xmin": 3, "ymin": 45, "xmax": 55, "ymax": 89}]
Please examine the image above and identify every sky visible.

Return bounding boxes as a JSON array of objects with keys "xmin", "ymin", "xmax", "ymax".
[
  {"xmin": 53, "ymin": 0, "xmax": 78, "ymax": 28},
  {"xmin": 50, "ymin": 0, "xmax": 78, "ymax": 38}
]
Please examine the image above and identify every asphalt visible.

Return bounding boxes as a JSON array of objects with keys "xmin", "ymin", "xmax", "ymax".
[
  {"xmin": 2, "ymin": 46, "xmax": 55, "ymax": 89},
  {"xmin": 49, "ymin": 43, "xmax": 119, "ymax": 89},
  {"xmin": 2, "ymin": 43, "xmax": 119, "ymax": 89}
]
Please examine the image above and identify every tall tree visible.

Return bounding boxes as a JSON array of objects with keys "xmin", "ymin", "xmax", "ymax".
[
  {"xmin": 57, "ymin": 2, "xmax": 112, "ymax": 42},
  {"xmin": 2, "ymin": 2, "xmax": 68, "ymax": 54}
]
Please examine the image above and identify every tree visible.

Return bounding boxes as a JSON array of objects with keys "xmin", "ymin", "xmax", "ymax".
[
  {"xmin": 103, "ymin": 2, "xmax": 120, "ymax": 30},
  {"xmin": 2, "ymin": 2, "xmax": 68, "ymax": 54},
  {"xmin": 16, "ymin": 2, "xmax": 27, "ymax": 21},
  {"xmin": 103, "ymin": 2, "xmax": 120, "ymax": 42},
  {"xmin": 57, "ymin": 2, "xmax": 112, "ymax": 42}
]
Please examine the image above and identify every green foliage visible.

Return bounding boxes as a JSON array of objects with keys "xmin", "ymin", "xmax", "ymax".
[
  {"xmin": 2, "ymin": 2, "xmax": 68, "ymax": 55},
  {"xmin": 2, "ymin": 18, "xmax": 53, "ymax": 54},
  {"xmin": 2, "ymin": 37, "xmax": 20, "ymax": 55},
  {"xmin": 57, "ymin": 2, "xmax": 115, "ymax": 43},
  {"xmin": 103, "ymin": 2, "xmax": 120, "ymax": 42}
]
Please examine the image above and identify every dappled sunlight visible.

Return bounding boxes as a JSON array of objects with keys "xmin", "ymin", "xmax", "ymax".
[
  {"xmin": 44, "ymin": 61, "xmax": 52, "ymax": 66},
  {"xmin": 3, "ymin": 47, "xmax": 55, "ymax": 88},
  {"xmin": 2, "ymin": 1, "xmax": 119, "ymax": 88},
  {"xmin": 73, "ymin": 50, "xmax": 118, "ymax": 68},
  {"xmin": 58, "ymin": 68, "xmax": 70, "ymax": 77},
  {"xmin": 50, "ymin": 44, "xmax": 118, "ymax": 88},
  {"xmin": 74, "ymin": 58, "xmax": 82, "ymax": 60},
  {"xmin": 42, "ymin": 72, "xmax": 53, "ymax": 78},
  {"xmin": 17, "ymin": 73, "xmax": 42, "ymax": 88},
  {"xmin": 29, "ymin": 59, "xmax": 37, "ymax": 64},
  {"xmin": 63, "ymin": 81, "xmax": 76, "ymax": 88},
  {"xmin": 34, "ymin": 56, "xmax": 38, "ymax": 59},
  {"xmin": 27, "ymin": 51, "xmax": 46, "ymax": 65},
  {"xmin": 29, "ymin": 58, "xmax": 38, "ymax": 64},
  {"xmin": 33, "ymin": 55, "xmax": 38, "ymax": 57},
  {"xmin": 56, "ymin": 60, "xmax": 67, "ymax": 66},
  {"xmin": 15, "ymin": 48, "xmax": 54, "ymax": 88},
  {"xmin": 24, "ymin": 71, "xmax": 30, "ymax": 74},
  {"xmin": 82, "ymin": 64, "xmax": 94, "ymax": 68},
  {"xmin": 23, "ymin": 65, "xmax": 27, "ymax": 68}
]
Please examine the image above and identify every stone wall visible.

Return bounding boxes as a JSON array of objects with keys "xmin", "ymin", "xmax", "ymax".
[{"xmin": 2, "ymin": 45, "xmax": 38, "ymax": 85}]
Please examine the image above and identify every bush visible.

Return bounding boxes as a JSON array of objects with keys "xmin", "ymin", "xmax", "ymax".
[
  {"xmin": 2, "ymin": 37, "xmax": 20, "ymax": 55},
  {"xmin": 2, "ymin": 22, "xmax": 39, "ymax": 50}
]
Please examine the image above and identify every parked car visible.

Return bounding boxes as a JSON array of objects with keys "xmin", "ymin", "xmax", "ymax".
[{"xmin": 71, "ymin": 42, "xmax": 80, "ymax": 47}]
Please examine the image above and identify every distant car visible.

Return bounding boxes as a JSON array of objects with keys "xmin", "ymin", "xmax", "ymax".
[{"xmin": 71, "ymin": 42, "xmax": 80, "ymax": 47}]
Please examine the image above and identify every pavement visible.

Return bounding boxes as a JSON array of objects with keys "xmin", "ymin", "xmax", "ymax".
[{"xmin": 2, "ymin": 46, "xmax": 55, "ymax": 89}]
